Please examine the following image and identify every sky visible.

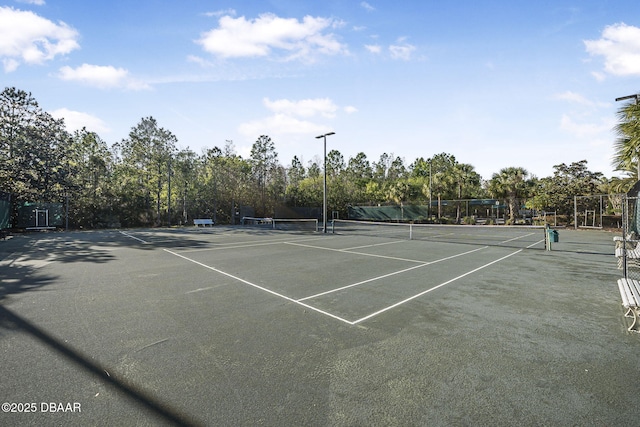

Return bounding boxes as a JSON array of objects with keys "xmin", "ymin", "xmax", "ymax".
[{"xmin": 2, "ymin": 0, "xmax": 640, "ymax": 180}]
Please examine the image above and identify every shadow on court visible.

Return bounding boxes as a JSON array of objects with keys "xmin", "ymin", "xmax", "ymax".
[
  {"xmin": 0, "ymin": 226, "xmax": 638, "ymax": 426},
  {"xmin": 0, "ymin": 306, "xmax": 202, "ymax": 426}
]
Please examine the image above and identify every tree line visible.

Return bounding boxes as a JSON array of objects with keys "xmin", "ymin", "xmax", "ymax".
[{"xmin": 0, "ymin": 87, "xmax": 635, "ymax": 229}]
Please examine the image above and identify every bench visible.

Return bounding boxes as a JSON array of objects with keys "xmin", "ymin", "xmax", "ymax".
[
  {"xmin": 617, "ymin": 278, "xmax": 640, "ymax": 332},
  {"xmin": 615, "ymin": 245, "xmax": 640, "ymax": 269},
  {"xmin": 194, "ymin": 218, "xmax": 214, "ymax": 227}
]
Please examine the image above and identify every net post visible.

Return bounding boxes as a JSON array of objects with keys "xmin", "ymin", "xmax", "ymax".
[
  {"xmin": 409, "ymin": 223, "xmax": 413, "ymax": 240},
  {"xmin": 544, "ymin": 224, "xmax": 551, "ymax": 251}
]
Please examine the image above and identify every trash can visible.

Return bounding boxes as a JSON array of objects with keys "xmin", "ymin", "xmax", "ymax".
[{"xmin": 546, "ymin": 229, "xmax": 559, "ymax": 243}]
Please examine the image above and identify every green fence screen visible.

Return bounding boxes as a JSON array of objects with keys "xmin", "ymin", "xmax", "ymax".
[{"xmin": 0, "ymin": 192, "xmax": 10, "ymax": 229}]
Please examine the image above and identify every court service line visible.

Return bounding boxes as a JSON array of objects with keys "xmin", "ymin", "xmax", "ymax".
[
  {"xmin": 162, "ymin": 248, "xmax": 355, "ymax": 324},
  {"xmin": 341, "ymin": 240, "xmax": 406, "ymax": 251},
  {"xmin": 351, "ymin": 249, "xmax": 523, "ymax": 324},
  {"xmin": 178, "ymin": 236, "xmax": 328, "ymax": 253},
  {"xmin": 285, "ymin": 241, "xmax": 429, "ymax": 264},
  {"xmin": 297, "ymin": 246, "xmax": 487, "ymax": 302}
]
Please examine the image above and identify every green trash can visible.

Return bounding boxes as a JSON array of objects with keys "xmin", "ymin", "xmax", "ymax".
[{"xmin": 546, "ymin": 229, "xmax": 559, "ymax": 243}]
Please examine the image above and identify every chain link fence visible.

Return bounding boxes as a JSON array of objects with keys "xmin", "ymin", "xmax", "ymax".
[{"xmin": 619, "ymin": 196, "xmax": 640, "ymax": 280}]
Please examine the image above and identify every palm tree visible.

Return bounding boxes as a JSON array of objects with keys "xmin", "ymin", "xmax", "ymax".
[
  {"xmin": 613, "ymin": 100, "xmax": 640, "ymax": 180},
  {"xmin": 488, "ymin": 167, "xmax": 532, "ymax": 224},
  {"xmin": 452, "ymin": 163, "xmax": 481, "ymax": 222}
]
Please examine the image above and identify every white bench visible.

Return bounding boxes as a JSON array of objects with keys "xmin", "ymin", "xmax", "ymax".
[
  {"xmin": 194, "ymin": 218, "xmax": 214, "ymax": 227},
  {"xmin": 615, "ymin": 245, "xmax": 640, "ymax": 269},
  {"xmin": 617, "ymin": 278, "xmax": 640, "ymax": 332}
]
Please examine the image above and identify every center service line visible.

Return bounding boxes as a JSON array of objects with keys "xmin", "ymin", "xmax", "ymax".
[
  {"xmin": 163, "ymin": 248, "xmax": 355, "ymax": 325},
  {"xmin": 297, "ymin": 246, "xmax": 487, "ymax": 302},
  {"xmin": 351, "ymin": 249, "xmax": 523, "ymax": 324},
  {"xmin": 500, "ymin": 232, "xmax": 537, "ymax": 244}
]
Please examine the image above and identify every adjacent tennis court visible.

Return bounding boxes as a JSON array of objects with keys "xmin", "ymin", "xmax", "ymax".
[{"xmin": 1, "ymin": 225, "xmax": 637, "ymax": 426}]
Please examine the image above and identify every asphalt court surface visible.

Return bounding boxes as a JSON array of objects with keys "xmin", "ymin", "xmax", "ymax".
[
  {"xmin": 132, "ymin": 226, "xmax": 546, "ymax": 324},
  {"xmin": 2, "ymin": 225, "xmax": 639, "ymax": 426}
]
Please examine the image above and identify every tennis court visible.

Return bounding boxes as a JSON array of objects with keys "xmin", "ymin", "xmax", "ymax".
[
  {"xmin": 1, "ymin": 224, "xmax": 638, "ymax": 425},
  {"xmin": 146, "ymin": 223, "xmax": 546, "ymax": 325}
]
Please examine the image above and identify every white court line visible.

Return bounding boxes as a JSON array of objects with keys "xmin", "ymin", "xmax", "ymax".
[
  {"xmin": 351, "ymin": 249, "xmax": 523, "ymax": 324},
  {"xmin": 528, "ymin": 239, "xmax": 545, "ymax": 248},
  {"xmin": 163, "ymin": 249, "xmax": 355, "ymax": 324},
  {"xmin": 297, "ymin": 246, "xmax": 487, "ymax": 302},
  {"xmin": 178, "ymin": 236, "xmax": 328, "ymax": 253},
  {"xmin": 185, "ymin": 287, "xmax": 213, "ymax": 294},
  {"xmin": 285, "ymin": 241, "xmax": 427, "ymax": 264},
  {"xmin": 500, "ymin": 232, "xmax": 537, "ymax": 244},
  {"xmin": 147, "ymin": 233, "xmax": 536, "ymax": 326},
  {"xmin": 119, "ymin": 231, "xmax": 148, "ymax": 244},
  {"xmin": 342, "ymin": 240, "xmax": 405, "ymax": 251},
  {"xmin": 118, "ymin": 231, "xmax": 324, "ymax": 252}
]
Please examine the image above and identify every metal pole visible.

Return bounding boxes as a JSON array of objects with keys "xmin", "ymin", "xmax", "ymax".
[
  {"xmin": 574, "ymin": 195, "xmax": 577, "ymax": 230},
  {"xmin": 316, "ymin": 132, "xmax": 335, "ymax": 233},
  {"xmin": 429, "ymin": 160, "xmax": 432, "ymax": 220},
  {"xmin": 323, "ymin": 135, "xmax": 327, "ymax": 233},
  {"xmin": 167, "ymin": 158, "xmax": 171, "ymax": 227}
]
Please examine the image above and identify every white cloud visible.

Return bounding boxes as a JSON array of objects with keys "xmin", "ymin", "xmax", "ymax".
[
  {"xmin": 361, "ymin": 2, "xmax": 376, "ymax": 12},
  {"xmin": 0, "ymin": 6, "xmax": 79, "ymax": 72},
  {"xmin": 365, "ymin": 44, "xmax": 382, "ymax": 54},
  {"xmin": 203, "ymin": 9, "xmax": 236, "ymax": 18},
  {"xmin": 186, "ymin": 55, "xmax": 211, "ymax": 67},
  {"xmin": 16, "ymin": 0, "xmax": 46, "ymax": 5},
  {"xmin": 554, "ymin": 91, "xmax": 611, "ymax": 108},
  {"xmin": 344, "ymin": 105, "xmax": 358, "ymax": 114},
  {"xmin": 584, "ymin": 23, "xmax": 640, "ymax": 77},
  {"xmin": 238, "ymin": 97, "xmax": 354, "ymax": 141},
  {"xmin": 263, "ymin": 97, "xmax": 338, "ymax": 118},
  {"xmin": 389, "ymin": 39, "xmax": 416, "ymax": 60},
  {"xmin": 3, "ymin": 58, "xmax": 19, "ymax": 73},
  {"xmin": 196, "ymin": 13, "xmax": 348, "ymax": 61},
  {"xmin": 239, "ymin": 114, "xmax": 326, "ymax": 138},
  {"xmin": 559, "ymin": 113, "xmax": 614, "ymax": 138},
  {"xmin": 58, "ymin": 64, "xmax": 150, "ymax": 90},
  {"xmin": 50, "ymin": 108, "xmax": 110, "ymax": 134},
  {"xmin": 555, "ymin": 91, "xmax": 592, "ymax": 105}
]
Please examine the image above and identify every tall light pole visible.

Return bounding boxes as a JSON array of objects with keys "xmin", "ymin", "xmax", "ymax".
[{"xmin": 315, "ymin": 132, "xmax": 335, "ymax": 233}]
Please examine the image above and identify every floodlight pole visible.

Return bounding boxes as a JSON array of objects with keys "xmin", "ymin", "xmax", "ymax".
[
  {"xmin": 616, "ymin": 94, "xmax": 640, "ymax": 179},
  {"xmin": 316, "ymin": 132, "xmax": 335, "ymax": 233},
  {"xmin": 615, "ymin": 94, "xmax": 640, "ymax": 103}
]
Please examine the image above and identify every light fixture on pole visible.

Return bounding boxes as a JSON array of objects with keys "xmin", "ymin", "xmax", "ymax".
[
  {"xmin": 615, "ymin": 94, "xmax": 640, "ymax": 103},
  {"xmin": 315, "ymin": 132, "xmax": 335, "ymax": 233}
]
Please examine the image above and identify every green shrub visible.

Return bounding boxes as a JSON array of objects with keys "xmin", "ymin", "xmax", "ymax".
[{"xmin": 462, "ymin": 216, "xmax": 476, "ymax": 225}]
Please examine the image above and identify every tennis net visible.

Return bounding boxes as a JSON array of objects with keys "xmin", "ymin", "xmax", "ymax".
[
  {"xmin": 331, "ymin": 219, "xmax": 547, "ymax": 249},
  {"xmin": 241, "ymin": 217, "xmax": 319, "ymax": 232}
]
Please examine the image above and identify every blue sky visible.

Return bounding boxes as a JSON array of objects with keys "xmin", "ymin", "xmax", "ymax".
[{"xmin": 2, "ymin": 0, "xmax": 640, "ymax": 180}]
